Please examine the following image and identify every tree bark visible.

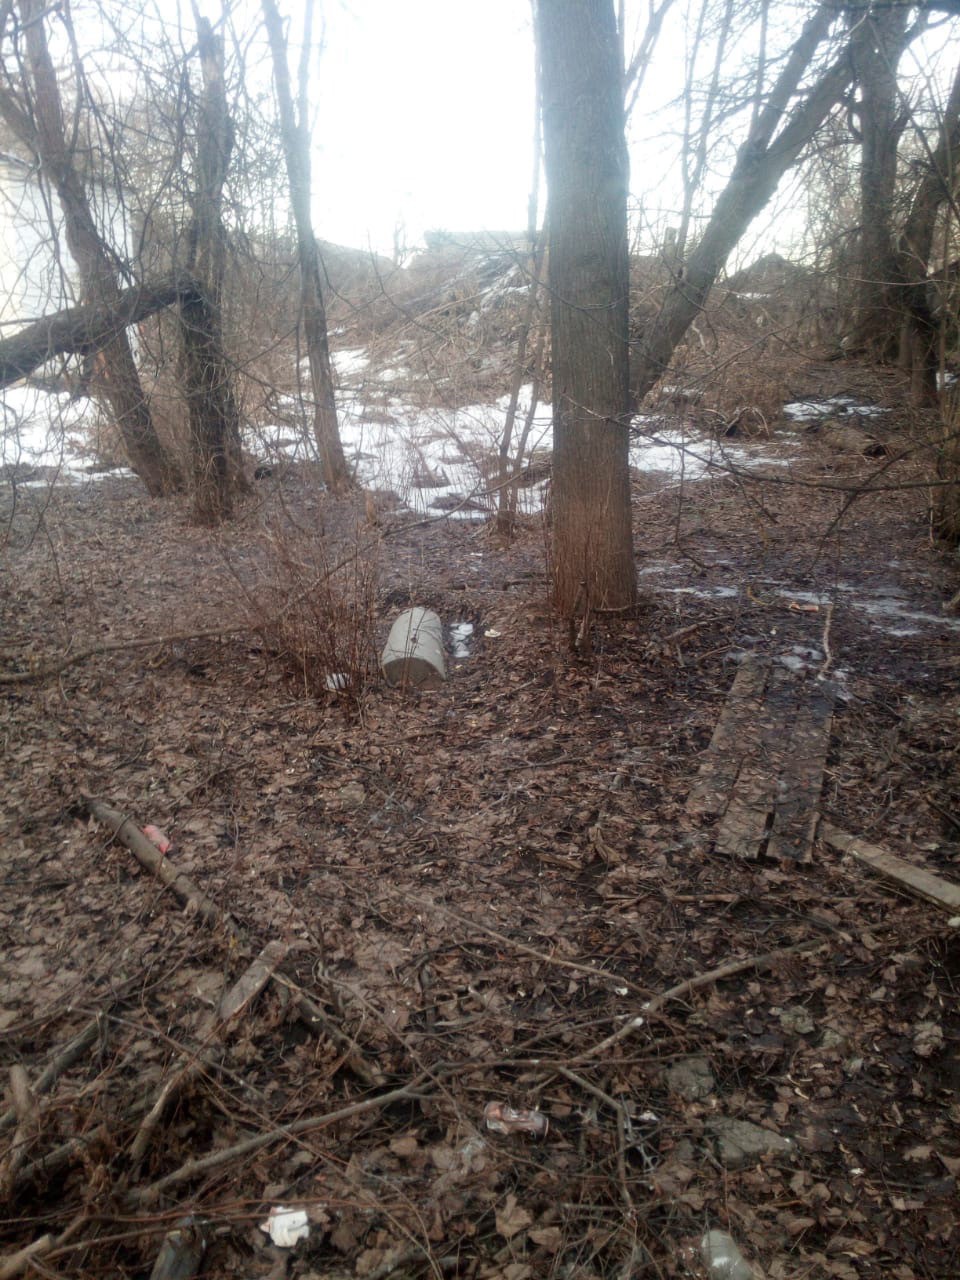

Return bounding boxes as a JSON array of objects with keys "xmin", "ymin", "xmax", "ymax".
[
  {"xmin": 537, "ymin": 0, "xmax": 635, "ymax": 619},
  {"xmin": 895, "ymin": 54, "xmax": 960, "ymax": 405},
  {"xmin": 0, "ymin": 0, "xmax": 182, "ymax": 496},
  {"xmin": 0, "ymin": 276, "xmax": 197, "ymax": 388},
  {"xmin": 261, "ymin": 0, "xmax": 352, "ymax": 494},
  {"xmin": 178, "ymin": 19, "xmax": 247, "ymax": 526},
  {"xmin": 848, "ymin": 4, "xmax": 912, "ymax": 360},
  {"xmin": 630, "ymin": 3, "xmax": 851, "ymax": 403}
]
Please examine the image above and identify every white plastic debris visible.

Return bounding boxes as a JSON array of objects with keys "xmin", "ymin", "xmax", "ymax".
[
  {"xmin": 324, "ymin": 672, "xmax": 352, "ymax": 692},
  {"xmin": 259, "ymin": 1206, "xmax": 309, "ymax": 1247},
  {"xmin": 700, "ymin": 1229, "xmax": 756, "ymax": 1280}
]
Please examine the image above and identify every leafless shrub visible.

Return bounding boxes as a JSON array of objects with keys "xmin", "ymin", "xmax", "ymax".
[{"xmin": 239, "ymin": 514, "xmax": 380, "ymax": 701}]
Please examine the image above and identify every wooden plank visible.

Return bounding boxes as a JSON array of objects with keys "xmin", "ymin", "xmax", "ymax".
[
  {"xmin": 821, "ymin": 823, "xmax": 960, "ymax": 912},
  {"xmin": 767, "ymin": 681, "xmax": 836, "ymax": 863},
  {"xmin": 686, "ymin": 659, "xmax": 771, "ymax": 818},
  {"xmin": 715, "ymin": 665, "xmax": 797, "ymax": 859}
]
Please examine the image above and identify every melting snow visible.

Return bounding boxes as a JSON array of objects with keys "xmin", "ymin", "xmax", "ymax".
[
  {"xmin": 782, "ymin": 396, "xmax": 889, "ymax": 420},
  {"xmin": 1, "ymin": 385, "xmax": 134, "ymax": 485}
]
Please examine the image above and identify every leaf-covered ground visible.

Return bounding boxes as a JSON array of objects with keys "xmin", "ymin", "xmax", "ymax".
[{"xmin": 2, "ymin": 362, "xmax": 959, "ymax": 1279}]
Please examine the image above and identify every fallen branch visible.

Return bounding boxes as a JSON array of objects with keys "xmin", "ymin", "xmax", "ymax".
[
  {"xmin": 134, "ymin": 1077, "xmax": 430, "ymax": 1206},
  {"xmin": 0, "ymin": 275, "xmax": 199, "ymax": 388},
  {"xmin": 87, "ymin": 799, "xmax": 385, "ymax": 1090},
  {"xmin": 394, "ymin": 890, "xmax": 649, "ymax": 997},
  {"xmin": 13, "ymin": 1127, "xmax": 107, "ymax": 1192},
  {"xmin": 0, "ymin": 1234, "xmax": 54, "ymax": 1280},
  {"xmin": 129, "ymin": 942, "xmax": 289, "ymax": 1171},
  {"xmin": 0, "ymin": 1067, "xmax": 36, "ymax": 1196},
  {"xmin": 87, "ymin": 800, "xmax": 239, "ymax": 937}
]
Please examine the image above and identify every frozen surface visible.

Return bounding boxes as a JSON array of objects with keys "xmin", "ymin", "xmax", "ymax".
[
  {"xmin": 783, "ymin": 396, "xmax": 889, "ymax": 421},
  {"xmin": 773, "ymin": 584, "xmax": 960, "ymax": 637},
  {"xmin": 1, "ymin": 384, "xmax": 134, "ymax": 485}
]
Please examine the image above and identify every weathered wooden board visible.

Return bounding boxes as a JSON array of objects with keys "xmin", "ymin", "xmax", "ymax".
[
  {"xmin": 686, "ymin": 659, "xmax": 771, "ymax": 819},
  {"xmin": 716, "ymin": 665, "xmax": 798, "ymax": 860},
  {"xmin": 766, "ymin": 682, "xmax": 836, "ymax": 863},
  {"xmin": 688, "ymin": 659, "xmax": 837, "ymax": 862},
  {"xmin": 822, "ymin": 823, "xmax": 960, "ymax": 912}
]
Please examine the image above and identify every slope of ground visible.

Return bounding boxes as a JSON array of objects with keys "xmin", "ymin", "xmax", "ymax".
[{"xmin": 1, "ymin": 360, "xmax": 959, "ymax": 1280}]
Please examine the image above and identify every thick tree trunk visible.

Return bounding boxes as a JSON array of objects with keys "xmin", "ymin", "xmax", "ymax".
[
  {"xmin": 630, "ymin": 4, "xmax": 851, "ymax": 402},
  {"xmin": 895, "ymin": 55, "xmax": 960, "ymax": 405},
  {"xmin": 0, "ymin": 0, "xmax": 182, "ymax": 496},
  {"xmin": 261, "ymin": 0, "xmax": 352, "ymax": 494},
  {"xmin": 537, "ymin": 0, "xmax": 635, "ymax": 619},
  {"xmin": 848, "ymin": 5, "xmax": 911, "ymax": 360},
  {"xmin": 935, "ymin": 388, "xmax": 960, "ymax": 544},
  {"xmin": 179, "ymin": 20, "xmax": 247, "ymax": 526},
  {"xmin": 0, "ymin": 276, "xmax": 197, "ymax": 388}
]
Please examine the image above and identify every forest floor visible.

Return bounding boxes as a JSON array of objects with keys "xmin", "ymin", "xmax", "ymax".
[{"xmin": 2, "ymin": 359, "xmax": 960, "ymax": 1280}]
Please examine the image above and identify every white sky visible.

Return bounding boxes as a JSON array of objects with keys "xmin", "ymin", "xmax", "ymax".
[{"xmin": 308, "ymin": 1, "xmax": 539, "ymax": 255}]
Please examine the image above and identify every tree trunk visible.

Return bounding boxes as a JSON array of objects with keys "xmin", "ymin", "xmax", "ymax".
[
  {"xmin": 935, "ymin": 388, "xmax": 960, "ymax": 544},
  {"xmin": 537, "ymin": 0, "xmax": 635, "ymax": 620},
  {"xmin": 630, "ymin": 3, "xmax": 851, "ymax": 403},
  {"xmin": 179, "ymin": 19, "xmax": 247, "ymax": 526},
  {"xmin": 0, "ymin": 276, "xmax": 197, "ymax": 388},
  {"xmin": 0, "ymin": 0, "xmax": 182, "ymax": 496},
  {"xmin": 895, "ymin": 54, "xmax": 960, "ymax": 405},
  {"xmin": 261, "ymin": 0, "xmax": 352, "ymax": 494},
  {"xmin": 848, "ymin": 4, "xmax": 912, "ymax": 360}
]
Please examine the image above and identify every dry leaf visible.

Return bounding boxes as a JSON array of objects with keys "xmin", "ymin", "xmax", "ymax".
[{"xmin": 496, "ymin": 1194, "xmax": 533, "ymax": 1240}]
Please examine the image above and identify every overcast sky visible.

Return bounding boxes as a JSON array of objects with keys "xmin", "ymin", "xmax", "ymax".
[{"xmin": 308, "ymin": 0, "xmax": 539, "ymax": 255}]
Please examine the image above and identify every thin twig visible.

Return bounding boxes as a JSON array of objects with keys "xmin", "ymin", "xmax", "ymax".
[
  {"xmin": 133, "ymin": 1077, "xmax": 430, "ymax": 1206},
  {"xmin": 817, "ymin": 601, "xmax": 835, "ymax": 679},
  {"xmin": 573, "ymin": 938, "xmax": 829, "ymax": 1062}
]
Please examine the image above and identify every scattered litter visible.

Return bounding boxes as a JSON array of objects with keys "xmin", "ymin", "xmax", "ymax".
[
  {"xmin": 324, "ymin": 672, "xmax": 352, "ymax": 692},
  {"xmin": 142, "ymin": 825, "xmax": 173, "ymax": 854},
  {"xmin": 700, "ymin": 1229, "xmax": 756, "ymax": 1280},
  {"xmin": 259, "ymin": 1206, "xmax": 309, "ymax": 1247},
  {"xmin": 483, "ymin": 1101, "xmax": 549, "ymax": 1137},
  {"xmin": 449, "ymin": 621, "xmax": 474, "ymax": 658}
]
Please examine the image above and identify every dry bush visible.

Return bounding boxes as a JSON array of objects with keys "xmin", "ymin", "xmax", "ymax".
[
  {"xmin": 631, "ymin": 257, "xmax": 824, "ymax": 430},
  {"xmin": 238, "ymin": 515, "xmax": 380, "ymax": 700}
]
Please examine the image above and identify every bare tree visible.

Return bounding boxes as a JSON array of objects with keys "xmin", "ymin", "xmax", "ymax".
[
  {"xmin": 261, "ymin": 0, "xmax": 351, "ymax": 494},
  {"xmin": 630, "ymin": 2, "xmax": 854, "ymax": 403},
  {"xmin": 846, "ymin": 2, "xmax": 916, "ymax": 359},
  {"xmin": 0, "ymin": 0, "xmax": 182, "ymax": 496},
  {"xmin": 537, "ymin": 0, "xmax": 635, "ymax": 622},
  {"xmin": 177, "ymin": 15, "xmax": 248, "ymax": 526}
]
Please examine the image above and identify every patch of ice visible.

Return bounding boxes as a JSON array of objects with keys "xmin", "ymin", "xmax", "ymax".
[
  {"xmin": 631, "ymin": 426, "xmax": 795, "ymax": 480},
  {"xmin": 663, "ymin": 585, "xmax": 741, "ymax": 600},
  {"xmin": 782, "ymin": 396, "xmax": 889, "ymax": 420},
  {"xmin": 1, "ymin": 384, "xmax": 129, "ymax": 485},
  {"xmin": 336, "ymin": 384, "xmax": 553, "ymax": 520}
]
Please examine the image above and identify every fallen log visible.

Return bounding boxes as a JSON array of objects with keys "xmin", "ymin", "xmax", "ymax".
[{"xmin": 0, "ymin": 275, "xmax": 200, "ymax": 388}]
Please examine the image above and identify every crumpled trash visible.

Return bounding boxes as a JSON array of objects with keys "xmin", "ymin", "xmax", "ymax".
[
  {"xmin": 142, "ymin": 825, "xmax": 173, "ymax": 854},
  {"xmin": 259, "ymin": 1206, "xmax": 309, "ymax": 1247},
  {"xmin": 483, "ymin": 1101, "xmax": 549, "ymax": 1138}
]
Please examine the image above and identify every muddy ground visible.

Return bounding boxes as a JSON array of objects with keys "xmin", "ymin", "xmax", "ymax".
[{"xmin": 1, "ymin": 361, "xmax": 959, "ymax": 1279}]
